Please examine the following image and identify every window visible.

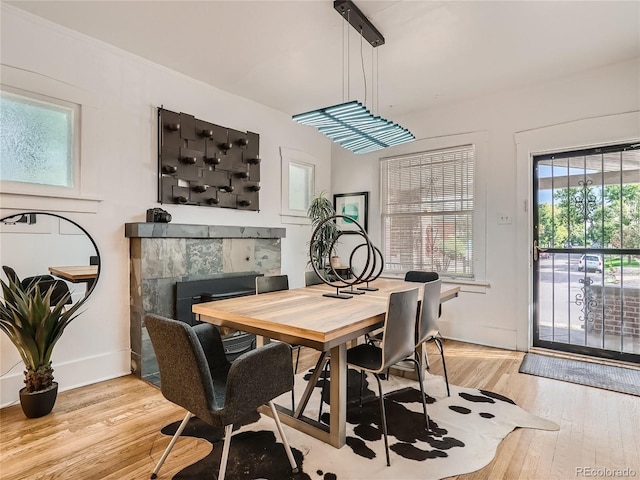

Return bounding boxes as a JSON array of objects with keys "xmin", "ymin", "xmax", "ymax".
[
  {"xmin": 280, "ymin": 147, "xmax": 317, "ymax": 221},
  {"xmin": 381, "ymin": 145, "xmax": 475, "ymax": 278},
  {"xmin": 0, "ymin": 64, "xmax": 100, "ymax": 212},
  {"xmin": 288, "ymin": 161, "xmax": 314, "ymax": 212},
  {"xmin": 0, "ymin": 88, "xmax": 76, "ymax": 188}
]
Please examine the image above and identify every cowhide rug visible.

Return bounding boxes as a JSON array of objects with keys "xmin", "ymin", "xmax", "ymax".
[{"xmin": 160, "ymin": 368, "xmax": 559, "ymax": 479}]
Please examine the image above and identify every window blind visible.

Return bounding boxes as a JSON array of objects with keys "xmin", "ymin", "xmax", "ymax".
[{"xmin": 381, "ymin": 145, "xmax": 475, "ymax": 278}]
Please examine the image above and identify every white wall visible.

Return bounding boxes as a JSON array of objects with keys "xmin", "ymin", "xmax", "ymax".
[
  {"xmin": 0, "ymin": 6, "xmax": 331, "ymax": 407},
  {"xmin": 332, "ymin": 58, "xmax": 640, "ymax": 351}
]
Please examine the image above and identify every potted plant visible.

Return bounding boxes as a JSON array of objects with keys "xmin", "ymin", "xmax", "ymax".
[
  {"xmin": 0, "ymin": 277, "xmax": 86, "ymax": 418},
  {"xmin": 307, "ymin": 191, "xmax": 340, "ymax": 278}
]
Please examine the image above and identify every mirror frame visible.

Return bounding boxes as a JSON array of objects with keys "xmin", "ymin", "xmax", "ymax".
[{"xmin": 0, "ymin": 211, "xmax": 101, "ymax": 298}]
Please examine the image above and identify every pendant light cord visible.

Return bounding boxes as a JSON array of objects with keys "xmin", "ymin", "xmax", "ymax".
[
  {"xmin": 347, "ymin": 9, "xmax": 350, "ymax": 101},
  {"xmin": 360, "ymin": 27, "xmax": 367, "ymax": 107},
  {"xmin": 376, "ymin": 48, "xmax": 379, "ymax": 115}
]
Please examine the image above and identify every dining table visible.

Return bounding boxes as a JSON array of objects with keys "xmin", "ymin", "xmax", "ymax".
[
  {"xmin": 193, "ymin": 277, "xmax": 459, "ymax": 448},
  {"xmin": 48, "ymin": 265, "xmax": 98, "ymax": 291}
]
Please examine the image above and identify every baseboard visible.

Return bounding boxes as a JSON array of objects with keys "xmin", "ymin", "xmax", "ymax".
[
  {"xmin": 0, "ymin": 349, "xmax": 131, "ymax": 408},
  {"xmin": 440, "ymin": 324, "xmax": 519, "ymax": 351}
]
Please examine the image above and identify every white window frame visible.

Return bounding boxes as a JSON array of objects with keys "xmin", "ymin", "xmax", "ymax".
[
  {"xmin": 280, "ymin": 147, "xmax": 317, "ymax": 223},
  {"xmin": 0, "ymin": 65, "xmax": 101, "ymax": 213},
  {"xmin": 1, "ymin": 85, "xmax": 79, "ymax": 190},
  {"xmin": 378, "ymin": 131, "xmax": 488, "ymax": 284}
]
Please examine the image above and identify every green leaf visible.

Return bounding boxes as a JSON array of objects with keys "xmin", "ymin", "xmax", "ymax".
[{"xmin": 0, "ymin": 276, "xmax": 86, "ymax": 391}]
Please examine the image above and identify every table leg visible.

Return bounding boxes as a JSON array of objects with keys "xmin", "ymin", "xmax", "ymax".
[
  {"xmin": 293, "ymin": 351, "xmax": 328, "ymax": 418},
  {"xmin": 329, "ymin": 343, "xmax": 346, "ymax": 448}
]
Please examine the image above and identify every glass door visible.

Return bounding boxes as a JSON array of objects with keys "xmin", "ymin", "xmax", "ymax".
[{"xmin": 533, "ymin": 143, "xmax": 640, "ymax": 363}]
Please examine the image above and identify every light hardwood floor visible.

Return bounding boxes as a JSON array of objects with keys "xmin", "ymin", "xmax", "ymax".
[{"xmin": 1, "ymin": 340, "xmax": 638, "ymax": 479}]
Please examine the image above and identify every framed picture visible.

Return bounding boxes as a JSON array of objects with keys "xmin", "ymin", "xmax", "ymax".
[{"xmin": 333, "ymin": 191, "xmax": 369, "ymax": 232}]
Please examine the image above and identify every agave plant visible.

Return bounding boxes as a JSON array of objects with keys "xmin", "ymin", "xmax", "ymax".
[
  {"xmin": 307, "ymin": 191, "xmax": 340, "ymax": 274},
  {"xmin": 0, "ymin": 277, "xmax": 85, "ymax": 392}
]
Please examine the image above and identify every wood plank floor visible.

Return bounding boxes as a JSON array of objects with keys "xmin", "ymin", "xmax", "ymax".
[{"xmin": 1, "ymin": 340, "xmax": 638, "ymax": 479}]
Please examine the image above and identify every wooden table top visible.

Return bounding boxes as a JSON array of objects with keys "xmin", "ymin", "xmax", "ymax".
[
  {"xmin": 193, "ymin": 278, "xmax": 459, "ymax": 351},
  {"xmin": 48, "ymin": 265, "xmax": 98, "ymax": 282}
]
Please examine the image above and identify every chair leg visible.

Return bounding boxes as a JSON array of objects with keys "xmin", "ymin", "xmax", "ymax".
[
  {"xmin": 407, "ymin": 357, "xmax": 430, "ymax": 432},
  {"xmin": 373, "ymin": 374, "xmax": 390, "ymax": 466},
  {"xmin": 218, "ymin": 424, "xmax": 234, "ymax": 480},
  {"xmin": 359, "ymin": 369, "xmax": 365, "ymax": 408},
  {"xmin": 434, "ymin": 337, "xmax": 450, "ymax": 397},
  {"xmin": 151, "ymin": 411, "xmax": 193, "ymax": 479},
  {"xmin": 294, "ymin": 346, "xmax": 301, "ymax": 374},
  {"xmin": 269, "ymin": 401, "xmax": 299, "ymax": 473}
]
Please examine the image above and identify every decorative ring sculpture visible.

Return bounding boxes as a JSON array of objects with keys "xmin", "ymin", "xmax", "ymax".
[{"xmin": 309, "ymin": 214, "xmax": 384, "ymax": 299}]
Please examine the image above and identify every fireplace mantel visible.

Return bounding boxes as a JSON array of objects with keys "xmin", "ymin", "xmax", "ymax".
[{"xmin": 125, "ymin": 222, "xmax": 286, "ymax": 239}]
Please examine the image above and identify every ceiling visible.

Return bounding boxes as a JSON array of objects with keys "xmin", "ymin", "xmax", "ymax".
[{"xmin": 6, "ymin": 1, "xmax": 640, "ymax": 118}]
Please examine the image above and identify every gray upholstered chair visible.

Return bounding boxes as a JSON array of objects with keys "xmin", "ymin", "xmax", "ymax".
[
  {"xmin": 416, "ymin": 278, "xmax": 450, "ymax": 396},
  {"xmin": 145, "ymin": 314, "xmax": 298, "ymax": 480},
  {"xmin": 346, "ymin": 288, "xmax": 429, "ymax": 466}
]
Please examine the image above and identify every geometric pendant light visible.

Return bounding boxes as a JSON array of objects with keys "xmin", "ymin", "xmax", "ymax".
[
  {"xmin": 292, "ymin": 100, "xmax": 414, "ymax": 154},
  {"xmin": 292, "ymin": 1, "xmax": 414, "ymax": 154}
]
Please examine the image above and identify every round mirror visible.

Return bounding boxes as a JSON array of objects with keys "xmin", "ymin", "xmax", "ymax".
[{"xmin": 0, "ymin": 212, "xmax": 100, "ymax": 300}]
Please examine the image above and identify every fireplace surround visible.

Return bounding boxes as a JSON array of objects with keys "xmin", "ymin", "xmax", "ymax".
[{"xmin": 125, "ymin": 222, "xmax": 285, "ymax": 385}]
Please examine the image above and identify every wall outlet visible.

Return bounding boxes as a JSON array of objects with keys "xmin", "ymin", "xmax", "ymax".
[{"xmin": 498, "ymin": 214, "xmax": 512, "ymax": 225}]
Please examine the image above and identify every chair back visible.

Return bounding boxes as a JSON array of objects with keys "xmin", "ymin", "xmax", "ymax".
[
  {"xmin": 36, "ymin": 279, "xmax": 73, "ymax": 305},
  {"xmin": 405, "ymin": 271, "xmax": 439, "ymax": 283},
  {"xmin": 2, "ymin": 265, "xmax": 20, "ymax": 285},
  {"xmin": 379, "ymin": 288, "xmax": 419, "ymax": 368},
  {"xmin": 304, "ymin": 270, "xmax": 324, "ymax": 286},
  {"xmin": 417, "ymin": 279, "xmax": 441, "ymax": 345},
  {"xmin": 145, "ymin": 314, "xmax": 219, "ymax": 421},
  {"xmin": 256, "ymin": 274, "xmax": 289, "ymax": 294}
]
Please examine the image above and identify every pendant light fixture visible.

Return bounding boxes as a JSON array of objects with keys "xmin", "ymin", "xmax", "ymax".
[{"xmin": 292, "ymin": 0, "xmax": 414, "ymax": 154}]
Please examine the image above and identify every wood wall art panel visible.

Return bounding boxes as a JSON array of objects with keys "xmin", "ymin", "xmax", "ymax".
[{"xmin": 157, "ymin": 107, "xmax": 261, "ymax": 210}]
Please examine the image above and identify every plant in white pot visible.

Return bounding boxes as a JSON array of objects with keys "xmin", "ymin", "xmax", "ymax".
[
  {"xmin": 307, "ymin": 191, "xmax": 340, "ymax": 278},
  {"xmin": 0, "ymin": 277, "xmax": 86, "ymax": 418}
]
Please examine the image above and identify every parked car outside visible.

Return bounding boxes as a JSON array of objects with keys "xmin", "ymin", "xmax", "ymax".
[{"xmin": 578, "ymin": 254, "xmax": 602, "ymax": 273}]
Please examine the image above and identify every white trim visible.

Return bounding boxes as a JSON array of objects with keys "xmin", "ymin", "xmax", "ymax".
[
  {"xmin": 0, "ymin": 64, "xmax": 103, "ymax": 211},
  {"xmin": 0, "ymin": 349, "xmax": 130, "ymax": 408},
  {"xmin": 515, "ymin": 110, "xmax": 640, "ymax": 352},
  {"xmin": 280, "ymin": 147, "xmax": 318, "ymax": 219}
]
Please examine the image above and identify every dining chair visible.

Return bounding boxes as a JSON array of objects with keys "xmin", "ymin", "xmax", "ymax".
[
  {"xmin": 404, "ymin": 270, "xmax": 439, "ymax": 283},
  {"xmin": 2, "ymin": 265, "xmax": 72, "ymax": 305},
  {"xmin": 2, "ymin": 265, "xmax": 55, "ymax": 290},
  {"xmin": 404, "ymin": 270, "xmax": 442, "ymax": 369},
  {"xmin": 346, "ymin": 288, "xmax": 429, "ymax": 466},
  {"xmin": 145, "ymin": 314, "xmax": 298, "ymax": 480},
  {"xmin": 255, "ymin": 274, "xmax": 301, "ymax": 410},
  {"xmin": 416, "ymin": 278, "xmax": 450, "ymax": 396},
  {"xmin": 304, "ymin": 269, "xmax": 324, "ymax": 286}
]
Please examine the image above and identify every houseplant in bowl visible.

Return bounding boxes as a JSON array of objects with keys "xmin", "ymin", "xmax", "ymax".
[
  {"xmin": 0, "ymin": 276, "xmax": 86, "ymax": 418},
  {"xmin": 307, "ymin": 191, "xmax": 340, "ymax": 278}
]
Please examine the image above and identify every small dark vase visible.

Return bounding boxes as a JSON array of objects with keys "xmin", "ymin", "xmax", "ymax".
[{"xmin": 19, "ymin": 382, "xmax": 58, "ymax": 418}]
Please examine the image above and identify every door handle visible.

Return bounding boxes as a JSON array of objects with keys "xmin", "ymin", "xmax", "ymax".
[{"xmin": 533, "ymin": 240, "xmax": 547, "ymax": 261}]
